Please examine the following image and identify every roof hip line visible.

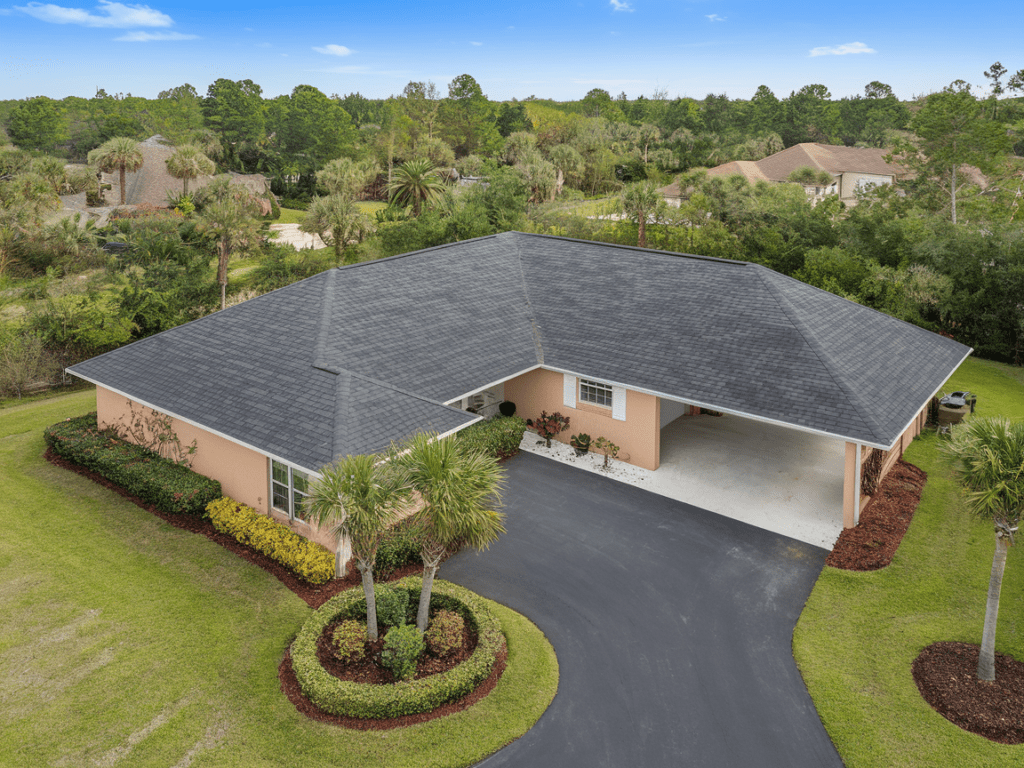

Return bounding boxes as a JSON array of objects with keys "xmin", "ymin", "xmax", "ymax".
[
  {"xmin": 312, "ymin": 267, "xmax": 336, "ymax": 371},
  {"xmin": 509, "ymin": 233, "xmax": 545, "ymax": 364},
  {"xmin": 754, "ymin": 267, "xmax": 887, "ymax": 443}
]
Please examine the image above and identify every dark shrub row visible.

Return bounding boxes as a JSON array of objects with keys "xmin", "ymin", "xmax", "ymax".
[
  {"xmin": 456, "ymin": 415, "xmax": 527, "ymax": 460},
  {"xmin": 373, "ymin": 519, "xmax": 421, "ymax": 580},
  {"xmin": 44, "ymin": 413, "xmax": 221, "ymax": 517}
]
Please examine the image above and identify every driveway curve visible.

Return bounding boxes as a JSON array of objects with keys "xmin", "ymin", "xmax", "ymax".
[{"xmin": 443, "ymin": 452, "xmax": 842, "ymax": 767}]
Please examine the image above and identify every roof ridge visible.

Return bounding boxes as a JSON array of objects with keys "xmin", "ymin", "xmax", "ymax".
[
  {"xmin": 752, "ymin": 267, "xmax": 887, "ymax": 443},
  {"xmin": 509, "ymin": 231, "xmax": 750, "ymax": 266},
  {"xmin": 330, "ymin": 232, "xmax": 502, "ymax": 272}
]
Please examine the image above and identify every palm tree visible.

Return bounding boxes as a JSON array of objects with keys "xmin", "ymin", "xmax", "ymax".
[
  {"xmin": 300, "ymin": 194, "xmax": 374, "ymax": 266},
  {"xmin": 386, "ymin": 158, "xmax": 445, "ymax": 217},
  {"xmin": 308, "ymin": 453, "xmax": 409, "ymax": 641},
  {"xmin": 89, "ymin": 137, "xmax": 143, "ymax": 206},
  {"xmin": 619, "ymin": 180, "xmax": 665, "ymax": 248},
  {"xmin": 399, "ymin": 432, "xmax": 505, "ymax": 633},
  {"xmin": 196, "ymin": 178, "xmax": 262, "ymax": 309},
  {"xmin": 945, "ymin": 417, "xmax": 1024, "ymax": 681},
  {"xmin": 317, "ymin": 157, "xmax": 378, "ymax": 198},
  {"xmin": 165, "ymin": 144, "xmax": 216, "ymax": 195}
]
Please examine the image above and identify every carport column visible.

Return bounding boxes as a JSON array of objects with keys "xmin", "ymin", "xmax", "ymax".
[{"xmin": 843, "ymin": 441, "xmax": 862, "ymax": 529}]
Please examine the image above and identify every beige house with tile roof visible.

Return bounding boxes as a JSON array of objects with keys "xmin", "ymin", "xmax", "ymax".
[{"xmin": 660, "ymin": 143, "xmax": 905, "ymax": 206}]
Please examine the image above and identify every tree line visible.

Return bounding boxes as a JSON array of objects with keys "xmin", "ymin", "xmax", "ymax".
[{"xmin": 1, "ymin": 65, "xmax": 1023, "ymax": 400}]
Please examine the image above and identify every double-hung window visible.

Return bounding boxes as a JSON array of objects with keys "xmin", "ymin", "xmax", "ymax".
[
  {"xmin": 271, "ymin": 459, "xmax": 310, "ymax": 523},
  {"xmin": 579, "ymin": 378, "xmax": 614, "ymax": 407}
]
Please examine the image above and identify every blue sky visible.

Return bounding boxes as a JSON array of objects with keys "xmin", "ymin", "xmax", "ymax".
[{"xmin": 0, "ymin": 1, "xmax": 1018, "ymax": 102}]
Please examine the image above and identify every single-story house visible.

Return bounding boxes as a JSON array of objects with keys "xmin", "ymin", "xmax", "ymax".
[
  {"xmin": 68, "ymin": 232, "xmax": 970, "ymax": 553},
  {"xmin": 661, "ymin": 143, "xmax": 905, "ymax": 206}
]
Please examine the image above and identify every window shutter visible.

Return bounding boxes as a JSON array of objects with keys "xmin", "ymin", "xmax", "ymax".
[
  {"xmin": 563, "ymin": 374, "xmax": 576, "ymax": 408},
  {"xmin": 612, "ymin": 386, "xmax": 626, "ymax": 421}
]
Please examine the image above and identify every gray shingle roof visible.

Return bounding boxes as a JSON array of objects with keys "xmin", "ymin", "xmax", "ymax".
[{"xmin": 69, "ymin": 231, "xmax": 970, "ymax": 470}]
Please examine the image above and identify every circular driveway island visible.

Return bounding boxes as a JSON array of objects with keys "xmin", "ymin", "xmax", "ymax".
[{"xmin": 443, "ymin": 452, "xmax": 843, "ymax": 768}]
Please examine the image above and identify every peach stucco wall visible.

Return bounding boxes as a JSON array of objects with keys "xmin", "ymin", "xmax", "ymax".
[
  {"xmin": 504, "ymin": 368, "xmax": 661, "ymax": 470},
  {"xmin": 842, "ymin": 404, "xmax": 927, "ymax": 529},
  {"xmin": 97, "ymin": 386, "xmax": 269, "ymax": 513},
  {"xmin": 96, "ymin": 387, "xmax": 340, "ymax": 553}
]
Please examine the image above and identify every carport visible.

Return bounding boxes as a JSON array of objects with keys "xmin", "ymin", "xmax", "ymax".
[{"xmin": 653, "ymin": 408, "xmax": 846, "ymax": 548}]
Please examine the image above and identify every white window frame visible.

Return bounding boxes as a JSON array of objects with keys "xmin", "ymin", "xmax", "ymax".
[
  {"xmin": 270, "ymin": 459, "xmax": 311, "ymax": 524},
  {"xmin": 579, "ymin": 378, "xmax": 614, "ymax": 408}
]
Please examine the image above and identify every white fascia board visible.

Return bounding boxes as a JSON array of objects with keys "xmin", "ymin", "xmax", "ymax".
[
  {"xmin": 539, "ymin": 364, "xmax": 895, "ymax": 451},
  {"xmin": 436, "ymin": 415, "xmax": 485, "ymax": 440},
  {"xmin": 882, "ymin": 347, "xmax": 974, "ymax": 452},
  {"xmin": 442, "ymin": 364, "xmax": 542, "ymax": 406},
  {"xmin": 71, "ymin": 373, "xmax": 323, "ymax": 476}
]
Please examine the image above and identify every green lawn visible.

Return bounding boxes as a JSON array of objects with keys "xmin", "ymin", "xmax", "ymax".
[
  {"xmin": 794, "ymin": 356, "xmax": 1024, "ymax": 767},
  {"xmin": 276, "ymin": 207, "xmax": 306, "ymax": 225},
  {"xmin": 0, "ymin": 391, "xmax": 557, "ymax": 767}
]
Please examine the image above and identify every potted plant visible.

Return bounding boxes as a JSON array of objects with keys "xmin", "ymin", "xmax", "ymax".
[
  {"xmin": 534, "ymin": 411, "xmax": 570, "ymax": 448},
  {"xmin": 569, "ymin": 433, "xmax": 591, "ymax": 456}
]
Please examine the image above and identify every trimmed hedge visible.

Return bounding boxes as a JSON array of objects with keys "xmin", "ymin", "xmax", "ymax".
[
  {"xmin": 291, "ymin": 577, "xmax": 505, "ymax": 718},
  {"xmin": 206, "ymin": 497, "xmax": 335, "ymax": 585},
  {"xmin": 456, "ymin": 415, "xmax": 527, "ymax": 460},
  {"xmin": 44, "ymin": 413, "xmax": 221, "ymax": 518},
  {"xmin": 373, "ymin": 519, "xmax": 421, "ymax": 580}
]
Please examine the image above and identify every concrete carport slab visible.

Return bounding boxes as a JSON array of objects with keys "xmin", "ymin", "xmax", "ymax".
[
  {"xmin": 653, "ymin": 412, "xmax": 846, "ymax": 549},
  {"xmin": 519, "ymin": 412, "xmax": 846, "ymax": 550},
  {"xmin": 443, "ymin": 453, "xmax": 842, "ymax": 768}
]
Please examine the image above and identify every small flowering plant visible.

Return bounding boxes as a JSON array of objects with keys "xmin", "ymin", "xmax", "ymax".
[{"xmin": 534, "ymin": 411, "xmax": 570, "ymax": 447}]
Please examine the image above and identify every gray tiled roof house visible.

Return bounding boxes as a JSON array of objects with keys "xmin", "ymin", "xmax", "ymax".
[{"xmin": 68, "ymin": 231, "xmax": 971, "ymax": 474}]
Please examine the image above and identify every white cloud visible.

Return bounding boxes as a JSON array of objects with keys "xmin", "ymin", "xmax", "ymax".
[
  {"xmin": 115, "ymin": 30, "xmax": 195, "ymax": 40},
  {"xmin": 610, "ymin": 0, "xmax": 633, "ymax": 12},
  {"xmin": 809, "ymin": 41, "xmax": 875, "ymax": 57},
  {"xmin": 313, "ymin": 44, "xmax": 352, "ymax": 56},
  {"xmin": 706, "ymin": 14, "xmax": 725, "ymax": 22},
  {"xmin": 15, "ymin": 1, "xmax": 173, "ymax": 28},
  {"xmin": 471, "ymin": 41, "xmax": 482, "ymax": 46},
  {"xmin": 572, "ymin": 78, "xmax": 647, "ymax": 86},
  {"xmin": 314, "ymin": 65, "xmax": 406, "ymax": 76}
]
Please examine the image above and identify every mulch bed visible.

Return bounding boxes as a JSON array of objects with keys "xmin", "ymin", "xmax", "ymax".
[
  {"xmin": 825, "ymin": 459, "xmax": 927, "ymax": 571},
  {"xmin": 822, "ymin": 453, "xmax": 1024, "ymax": 744},
  {"xmin": 316, "ymin": 619, "xmax": 478, "ymax": 684},
  {"xmin": 912, "ymin": 642, "xmax": 1024, "ymax": 744},
  {"xmin": 47, "ymin": 447, "xmax": 506, "ymax": 728}
]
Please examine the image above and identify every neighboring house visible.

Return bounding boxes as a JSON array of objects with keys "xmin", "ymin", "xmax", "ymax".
[
  {"xmin": 68, "ymin": 232, "xmax": 970, "ymax": 552},
  {"xmin": 661, "ymin": 143, "xmax": 904, "ymax": 206},
  {"xmin": 100, "ymin": 135, "xmax": 271, "ymax": 210}
]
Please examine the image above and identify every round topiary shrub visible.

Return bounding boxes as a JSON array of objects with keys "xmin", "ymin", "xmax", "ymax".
[
  {"xmin": 372, "ymin": 584, "xmax": 409, "ymax": 628},
  {"xmin": 381, "ymin": 624, "xmax": 425, "ymax": 681},
  {"xmin": 332, "ymin": 620, "xmax": 367, "ymax": 663},
  {"xmin": 291, "ymin": 576, "xmax": 505, "ymax": 719},
  {"xmin": 425, "ymin": 609, "xmax": 465, "ymax": 657}
]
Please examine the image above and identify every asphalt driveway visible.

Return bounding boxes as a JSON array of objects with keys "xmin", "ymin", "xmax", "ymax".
[{"xmin": 443, "ymin": 452, "xmax": 842, "ymax": 767}]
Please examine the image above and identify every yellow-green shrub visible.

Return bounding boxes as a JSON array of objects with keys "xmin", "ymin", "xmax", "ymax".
[{"xmin": 206, "ymin": 496, "xmax": 335, "ymax": 585}]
